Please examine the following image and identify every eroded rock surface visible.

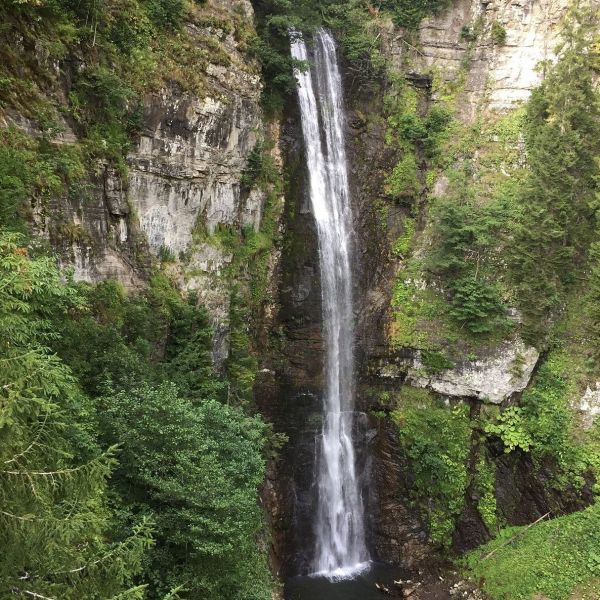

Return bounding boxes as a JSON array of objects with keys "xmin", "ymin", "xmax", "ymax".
[
  {"xmin": 129, "ymin": 85, "xmax": 262, "ymax": 256},
  {"xmin": 388, "ymin": 0, "xmax": 569, "ymax": 119},
  {"xmin": 371, "ymin": 339, "xmax": 539, "ymax": 403},
  {"xmin": 572, "ymin": 383, "xmax": 600, "ymax": 430}
]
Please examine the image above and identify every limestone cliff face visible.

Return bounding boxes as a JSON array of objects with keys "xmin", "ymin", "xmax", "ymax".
[
  {"xmin": 129, "ymin": 29, "xmax": 263, "ymax": 258},
  {"xmin": 343, "ymin": 0, "xmax": 586, "ymax": 568},
  {"xmin": 12, "ymin": 0, "xmax": 268, "ymax": 364},
  {"xmin": 30, "ymin": 158, "xmax": 148, "ymax": 289},
  {"xmin": 393, "ymin": 0, "xmax": 567, "ymax": 118},
  {"xmin": 125, "ymin": 2, "xmax": 266, "ymax": 363}
]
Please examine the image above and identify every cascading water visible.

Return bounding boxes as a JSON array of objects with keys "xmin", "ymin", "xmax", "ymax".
[{"xmin": 291, "ymin": 29, "xmax": 369, "ymax": 579}]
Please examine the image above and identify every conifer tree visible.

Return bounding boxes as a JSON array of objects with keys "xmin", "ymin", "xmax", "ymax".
[
  {"xmin": 0, "ymin": 232, "xmax": 151, "ymax": 599},
  {"xmin": 510, "ymin": 6, "xmax": 600, "ymax": 335}
]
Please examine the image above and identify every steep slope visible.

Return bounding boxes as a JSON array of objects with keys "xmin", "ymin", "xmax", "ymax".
[
  {"xmin": 342, "ymin": 0, "xmax": 600, "ymax": 589},
  {"xmin": 254, "ymin": 0, "xmax": 600, "ymax": 596}
]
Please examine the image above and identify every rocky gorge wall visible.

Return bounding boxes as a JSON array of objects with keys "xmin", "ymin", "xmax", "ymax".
[
  {"xmin": 350, "ymin": 0, "xmax": 600, "ymax": 569},
  {"xmin": 259, "ymin": 0, "xmax": 600, "ymax": 581},
  {"xmin": 3, "ymin": 0, "xmax": 271, "ymax": 367},
  {"xmin": 4, "ymin": 0, "xmax": 599, "ymax": 591}
]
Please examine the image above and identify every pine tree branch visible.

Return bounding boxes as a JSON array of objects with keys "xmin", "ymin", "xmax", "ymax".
[
  {"xmin": 4, "ymin": 414, "xmax": 49, "ymax": 466},
  {"xmin": 10, "ymin": 588, "xmax": 56, "ymax": 600}
]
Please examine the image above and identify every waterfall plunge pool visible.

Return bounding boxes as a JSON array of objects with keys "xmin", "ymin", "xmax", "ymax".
[{"xmin": 284, "ymin": 562, "xmax": 410, "ymax": 599}]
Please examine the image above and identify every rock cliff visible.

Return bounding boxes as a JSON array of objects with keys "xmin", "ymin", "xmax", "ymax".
[
  {"xmin": 5, "ymin": 0, "xmax": 270, "ymax": 365},
  {"xmin": 347, "ymin": 0, "xmax": 600, "ymax": 571}
]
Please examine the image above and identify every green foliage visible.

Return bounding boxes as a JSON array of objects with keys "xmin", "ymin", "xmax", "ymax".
[
  {"xmin": 0, "ymin": 0, "xmax": 244, "ymax": 173},
  {"xmin": 100, "ymin": 382, "xmax": 272, "ymax": 600},
  {"xmin": 474, "ymin": 456, "xmax": 497, "ymax": 531},
  {"xmin": 377, "ymin": 0, "xmax": 451, "ymax": 29},
  {"xmin": 422, "ymin": 104, "xmax": 453, "ymax": 157},
  {"xmin": 390, "ymin": 271, "xmax": 428, "ymax": 348},
  {"xmin": 519, "ymin": 354, "xmax": 581, "ymax": 482},
  {"xmin": 484, "ymin": 407, "xmax": 532, "ymax": 453},
  {"xmin": 508, "ymin": 9, "xmax": 600, "ymax": 336},
  {"xmin": 466, "ymin": 501, "xmax": 600, "ymax": 600},
  {"xmin": 490, "ymin": 21, "xmax": 507, "ymax": 45},
  {"xmin": 0, "ymin": 128, "xmax": 86, "ymax": 230},
  {"xmin": 54, "ymin": 276, "xmax": 225, "ymax": 402},
  {"xmin": 385, "ymin": 153, "xmax": 421, "ymax": 199},
  {"xmin": 421, "ymin": 349, "xmax": 454, "ymax": 374},
  {"xmin": 427, "ymin": 198, "xmax": 513, "ymax": 335},
  {"xmin": 162, "ymin": 290, "xmax": 226, "ymax": 401},
  {"xmin": 0, "ymin": 231, "xmax": 150, "ymax": 599},
  {"xmin": 460, "ymin": 24, "xmax": 478, "ymax": 42},
  {"xmin": 241, "ymin": 140, "xmax": 280, "ymax": 189},
  {"xmin": 50, "ymin": 272, "xmax": 273, "ymax": 598},
  {"xmin": 250, "ymin": 0, "xmax": 320, "ymax": 113},
  {"xmin": 449, "ymin": 276, "xmax": 509, "ymax": 335},
  {"xmin": 389, "ymin": 258, "xmax": 458, "ymax": 350},
  {"xmin": 585, "ymin": 221, "xmax": 600, "ymax": 360},
  {"xmin": 145, "ymin": 0, "xmax": 186, "ymax": 28},
  {"xmin": 484, "ymin": 352, "xmax": 595, "ymax": 492},
  {"xmin": 325, "ymin": 1, "xmax": 387, "ymax": 78},
  {"xmin": 50, "ymin": 270, "xmax": 274, "ymax": 598},
  {"xmin": 158, "ymin": 245, "xmax": 176, "ymax": 262},
  {"xmin": 428, "ymin": 197, "xmax": 509, "ymax": 279},
  {"xmin": 392, "ymin": 217, "xmax": 415, "ymax": 257},
  {"xmin": 392, "ymin": 390, "xmax": 471, "ymax": 547},
  {"xmin": 226, "ymin": 286, "xmax": 259, "ymax": 405}
]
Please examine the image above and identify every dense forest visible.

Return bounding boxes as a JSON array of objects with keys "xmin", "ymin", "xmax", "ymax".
[{"xmin": 1, "ymin": 0, "xmax": 600, "ymax": 598}]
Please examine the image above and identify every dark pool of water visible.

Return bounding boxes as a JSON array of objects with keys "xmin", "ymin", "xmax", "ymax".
[{"xmin": 284, "ymin": 562, "xmax": 408, "ymax": 600}]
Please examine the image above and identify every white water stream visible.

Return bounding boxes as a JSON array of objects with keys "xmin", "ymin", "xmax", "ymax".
[{"xmin": 291, "ymin": 29, "xmax": 369, "ymax": 579}]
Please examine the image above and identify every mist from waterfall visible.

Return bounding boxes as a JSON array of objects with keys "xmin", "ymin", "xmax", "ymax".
[{"xmin": 291, "ymin": 28, "xmax": 369, "ymax": 579}]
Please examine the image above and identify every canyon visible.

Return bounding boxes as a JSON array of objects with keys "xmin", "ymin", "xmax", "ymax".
[{"xmin": 2, "ymin": 0, "xmax": 600, "ymax": 598}]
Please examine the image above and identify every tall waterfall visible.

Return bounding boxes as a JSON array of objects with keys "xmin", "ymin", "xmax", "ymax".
[{"xmin": 291, "ymin": 29, "xmax": 369, "ymax": 578}]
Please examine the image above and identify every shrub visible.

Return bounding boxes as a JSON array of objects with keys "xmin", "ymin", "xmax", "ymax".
[
  {"xmin": 474, "ymin": 456, "xmax": 498, "ymax": 531},
  {"xmin": 100, "ymin": 382, "xmax": 272, "ymax": 599},
  {"xmin": 484, "ymin": 406, "xmax": 532, "ymax": 452},
  {"xmin": 392, "ymin": 392, "xmax": 471, "ymax": 547},
  {"xmin": 421, "ymin": 349, "xmax": 454, "ymax": 374},
  {"xmin": 379, "ymin": 0, "xmax": 451, "ymax": 29},
  {"xmin": 490, "ymin": 21, "xmax": 507, "ymax": 45},
  {"xmin": 385, "ymin": 153, "xmax": 421, "ymax": 199},
  {"xmin": 392, "ymin": 217, "xmax": 416, "ymax": 257},
  {"xmin": 449, "ymin": 276, "xmax": 509, "ymax": 334},
  {"xmin": 145, "ymin": 0, "xmax": 186, "ymax": 28}
]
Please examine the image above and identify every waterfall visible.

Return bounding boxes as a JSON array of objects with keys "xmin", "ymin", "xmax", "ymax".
[{"xmin": 291, "ymin": 29, "xmax": 369, "ymax": 579}]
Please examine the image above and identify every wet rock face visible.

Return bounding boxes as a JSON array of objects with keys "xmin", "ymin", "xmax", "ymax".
[
  {"xmin": 254, "ymin": 105, "xmax": 325, "ymax": 576},
  {"xmin": 492, "ymin": 445, "xmax": 594, "ymax": 527},
  {"xmin": 368, "ymin": 413, "xmax": 434, "ymax": 568}
]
